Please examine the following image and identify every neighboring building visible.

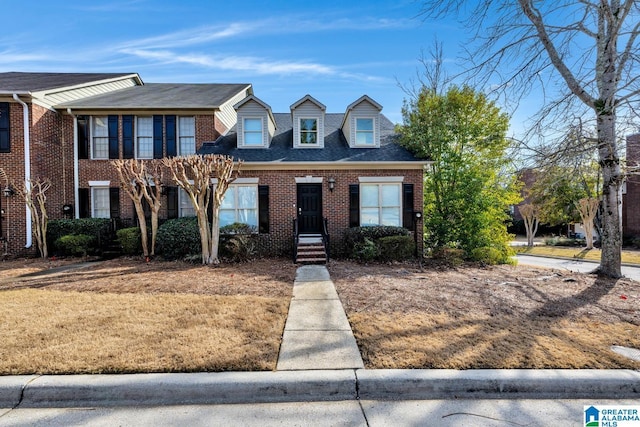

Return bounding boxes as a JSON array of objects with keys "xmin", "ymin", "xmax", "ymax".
[
  {"xmin": 0, "ymin": 72, "xmax": 426, "ymax": 260},
  {"xmin": 623, "ymin": 133, "xmax": 640, "ymax": 240},
  {"xmin": 0, "ymin": 72, "xmax": 251, "ymax": 256}
]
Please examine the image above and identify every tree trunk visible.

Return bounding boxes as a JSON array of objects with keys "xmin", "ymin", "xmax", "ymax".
[
  {"xmin": 150, "ymin": 210, "xmax": 159, "ymax": 256},
  {"xmin": 197, "ymin": 209, "xmax": 211, "ymax": 264},
  {"xmin": 133, "ymin": 201, "xmax": 149, "ymax": 257},
  {"xmin": 597, "ymin": 110, "xmax": 622, "ymax": 277},
  {"xmin": 209, "ymin": 204, "xmax": 221, "ymax": 265}
]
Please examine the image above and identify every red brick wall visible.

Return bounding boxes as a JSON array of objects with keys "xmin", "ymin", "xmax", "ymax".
[{"xmin": 624, "ymin": 134, "xmax": 640, "ymax": 239}]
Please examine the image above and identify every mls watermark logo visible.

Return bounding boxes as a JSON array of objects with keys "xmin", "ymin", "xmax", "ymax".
[{"xmin": 584, "ymin": 405, "xmax": 640, "ymax": 427}]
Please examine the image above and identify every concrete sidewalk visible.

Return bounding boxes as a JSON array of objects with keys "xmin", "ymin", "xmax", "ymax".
[{"xmin": 276, "ymin": 265, "xmax": 364, "ymax": 370}]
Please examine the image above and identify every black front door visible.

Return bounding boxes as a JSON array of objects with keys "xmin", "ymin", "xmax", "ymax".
[{"xmin": 297, "ymin": 184, "xmax": 323, "ymax": 233}]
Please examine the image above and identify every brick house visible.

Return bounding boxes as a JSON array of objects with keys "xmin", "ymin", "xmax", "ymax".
[
  {"xmin": 0, "ymin": 72, "xmax": 426, "ymax": 260},
  {"xmin": 623, "ymin": 133, "xmax": 640, "ymax": 241}
]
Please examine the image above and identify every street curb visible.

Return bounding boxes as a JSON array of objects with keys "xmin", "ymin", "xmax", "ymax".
[
  {"xmin": 2, "ymin": 369, "xmax": 639, "ymax": 407},
  {"xmin": 357, "ymin": 369, "xmax": 640, "ymax": 400},
  {"xmin": 11, "ymin": 371, "xmax": 357, "ymax": 408},
  {"xmin": 515, "ymin": 252, "xmax": 640, "ymax": 268}
]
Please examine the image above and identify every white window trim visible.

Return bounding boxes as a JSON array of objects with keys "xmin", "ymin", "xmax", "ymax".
[
  {"xmin": 136, "ymin": 116, "xmax": 154, "ymax": 159},
  {"xmin": 241, "ymin": 117, "xmax": 265, "ymax": 148},
  {"xmin": 177, "ymin": 116, "xmax": 196, "ymax": 156},
  {"xmin": 298, "ymin": 117, "xmax": 320, "ymax": 146},
  {"xmin": 211, "ymin": 177, "xmax": 259, "ymax": 185},
  {"xmin": 354, "ymin": 117, "xmax": 376, "ymax": 147},
  {"xmin": 359, "ymin": 182, "xmax": 402, "ymax": 227},
  {"xmin": 178, "ymin": 186, "xmax": 196, "ymax": 217},
  {"xmin": 88, "ymin": 180, "xmax": 111, "ymax": 186},
  {"xmin": 295, "ymin": 176, "xmax": 323, "ymax": 184},
  {"xmin": 91, "ymin": 116, "xmax": 109, "ymax": 160},
  {"xmin": 358, "ymin": 176, "xmax": 404, "ymax": 183}
]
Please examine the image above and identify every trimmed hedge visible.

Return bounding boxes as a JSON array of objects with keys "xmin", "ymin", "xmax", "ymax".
[
  {"xmin": 344, "ymin": 226, "xmax": 413, "ymax": 262},
  {"xmin": 48, "ymin": 218, "xmax": 112, "ymax": 255},
  {"xmin": 156, "ymin": 217, "xmax": 201, "ymax": 260},
  {"xmin": 116, "ymin": 227, "xmax": 142, "ymax": 255},
  {"xmin": 54, "ymin": 234, "xmax": 94, "ymax": 257}
]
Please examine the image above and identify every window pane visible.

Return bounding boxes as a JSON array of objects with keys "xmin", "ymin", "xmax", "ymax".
[
  {"xmin": 361, "ymin": 208, "xmax": 379, "ymax": 226},
  {"xmin": 219, "ymin": 209, "xmax": 235, "ymax": 227},
  {"xmin": 381, "ymin": 184, "xmax": 400, "ymax": 206},
  {"xmin": 356, "ymin": 131, "xmax": 373, "ymax": 145},
  {"xmin": 356, "ymin": 118, "xmax": 373, "ymax": 131},
  {"xmin": 238, "ymin": 209, "xmax": 258, "ymax": 227},
  {"xmin": 381, "ymin": 207, "xmax": 401, "ymax": 226},
  {"xmin": 92, "ymin": 187, "xmax": 110, "ymax": 218},
  {"xmin": 361, "ymin": 184, "xmax": 379, "ymax": 207},
  {"xmin": 244, "ymin": 118, "xmax": 262, "ymax": 131},
  {"xmin": 179, "ymin": 188, "xmax": 196, "ymax": 217},
  {"xmin": 300, "ymin": 118, "xmax": 317, "ymax": 131},
  {"xmin": 220, "ymin": 188, "xmax": 235, "ymax": 209},
  {"xmin": 244, "ymin": 132, "xmax": 262, "ymax": 145},
  {"xmin": 237, "ymin": 186, "xmax": 256, "ymax": 208}
]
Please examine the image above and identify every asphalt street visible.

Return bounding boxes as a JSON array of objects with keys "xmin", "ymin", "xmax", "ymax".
[{"xmin": 516, "ymin": 254, "xmax": 640, "ymax": 281}]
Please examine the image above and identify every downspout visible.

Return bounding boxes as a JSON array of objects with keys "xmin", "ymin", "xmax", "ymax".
[
  {"xmin": 67, "ymin": 109, "xmax": 79, "ymax": 219},
  {"xmin": 12, "ymin": 94, "xmax": 32, "ymax": 248}
]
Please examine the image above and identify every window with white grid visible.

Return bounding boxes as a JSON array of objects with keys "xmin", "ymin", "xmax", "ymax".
[
  {"xmin": 136, "ymin": 116, "xmax": 153, "ymax": 159},
  {"xmin": 178, "ymin": 116, "xmax": 195, "ymax": 155},
  {"xmin": 91, "ymin": 116, "xmax": 108, "ymax": 159}
]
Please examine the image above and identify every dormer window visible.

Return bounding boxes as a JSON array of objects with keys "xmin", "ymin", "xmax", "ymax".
[
  {"xmin": 356, "ymin": 118, "xmax": 374, "ymax": 146},
  {"xmin": 243, "ymin": 118, "xmax": 264, "ymax": 146},
  {"xmin": 300, "ymin": 118, "xmax": 318, "ymax": 144}
]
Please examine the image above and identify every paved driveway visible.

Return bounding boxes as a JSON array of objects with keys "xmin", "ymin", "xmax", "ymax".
[{"xmin": 516, "ymin": 254, "xmax": 640, "ymax": 281}]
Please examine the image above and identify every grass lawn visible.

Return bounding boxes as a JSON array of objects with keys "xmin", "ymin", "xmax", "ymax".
[
  {"xmin": 514, "ymin": 245, "xmax": 640, "ymax": 265},
  {"xmin": 0, "ymin": 258, "xmax": 295, "ymax": 375}
]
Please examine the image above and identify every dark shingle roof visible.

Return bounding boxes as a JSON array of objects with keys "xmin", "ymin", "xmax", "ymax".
[
  {"xmin": 199, "ymin": 113, "xmax": 425, "ymax": 163},
  {"xmin": 0, "ymin": 72, "xmax": 137, "ymax": 93},
  {"xmin": 58, "ymin": 83, "xmax": 251, "ymax": 110}
]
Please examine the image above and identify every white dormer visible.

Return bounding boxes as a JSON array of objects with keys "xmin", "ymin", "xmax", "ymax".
[
  {"xmin": 290, "ymin": 94, "xmax": 326, "ymax": 148},
  {"xmin": 234, "ymin": 95, "xmax": 276, "ymax": 148},
  {"xmin": 341, "ymin": 95, "xmax": 383, "ymax": 148}
]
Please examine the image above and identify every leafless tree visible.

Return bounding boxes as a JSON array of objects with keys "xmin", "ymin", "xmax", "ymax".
[
  {"xmin": 14, "ymin": 178, "xmax": 51, "ymax": 258},
  {"xmin": 575, "ymin": 197, "xmax": 600, "ymax": 249},
  {"xmin": 518, "ymin": 203, "xmax": 539, "ymax": 247},
  {"xmin": 162, "ymin": 154, "xmax": 241, "ymax": 265},
  {"xmin": 421, "ymin": 0, "xmax": 640, "ymax": 277}
]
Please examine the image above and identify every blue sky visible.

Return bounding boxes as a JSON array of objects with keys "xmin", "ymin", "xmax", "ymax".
[{"xmin": 0, "ymin": 0, "xmax": 530, "ymax": 136}]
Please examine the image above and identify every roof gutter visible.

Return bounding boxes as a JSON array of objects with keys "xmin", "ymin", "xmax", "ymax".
[{"xmin": 13, "ymin": 94, "xmax": 32, "ymax": 249}]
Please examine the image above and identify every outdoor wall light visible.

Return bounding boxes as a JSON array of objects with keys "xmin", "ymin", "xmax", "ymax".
[
  {"xmin": 3, "ymin": 186, "xmax": 14, "ymax": 198},
  {"xmin": 327, "ymin": 177, "xmax": 336, "ymax": 192},
  {"xmin": 414, "ymin": 211, "xmax": 423, "ymax": 220}
]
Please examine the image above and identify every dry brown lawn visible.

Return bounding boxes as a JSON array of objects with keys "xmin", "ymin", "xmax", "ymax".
[
  {"xmin": 329, "ymin": 260, "xmax": 640, "ymax": 370},
  {"xmin": 0, "ymin": 258, "xmax": 295, "ymax": 375}
]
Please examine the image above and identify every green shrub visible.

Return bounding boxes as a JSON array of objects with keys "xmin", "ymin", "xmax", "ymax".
[
  {"xmin": 54, "ymin": 234, "xmax": 94, "ymax": 257},
  {"xmin": 157, "ymin": 217, "xmax": 201, "ymax": 260},
  {"xmin": 352, "ymin": 238, "xmax": 379, "ymax": 262},
  {"xmin": 469, "ymin": 246, "xmax": 504, "ymax": 265},
  {"xmin": 219, "ymin": 223, "xmax": 256, "ymax": 262},
  {"xmin": 116, "ymin": 227, "xmax": 142, "ymax": 255},
  {"xmin": 48, "ymin": 218, "xmax": 112, "ymax": 254},
  {"xmin": 344, "ymin": 226, "xmax": 410, "ymax": 259},
  {"xmin": 377, "ymin": 235, "xmax": 415, "ymax": 261},
  {"xmin": 220, "ymin": 222, "xmax": 256, "ymax": 235}
]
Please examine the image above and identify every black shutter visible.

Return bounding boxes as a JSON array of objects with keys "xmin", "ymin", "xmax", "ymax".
[
  {"xmin": 166, "ymin": 115, "xmax": 177, "ymax": 157},
  {"xmin": 108, "ymin": 115, "xmax": 119, "ymax": 159},
  {"xmin": 122, "ymin": 115, "xmax": 134, "ymax": 159},
  {"xmin": 77, "ymin": 116, "xmax": 89, "ymax": 159},
  {"xmin": 166, "ymin": 187, "xmax": 178, "ymax": 219},
  {"xmin": 153, "ymin": 115, "xmax": 164, "ymax": 159},
  {"xmin": 349, "ymin": 184, "xmax": 360, "ymax": 228},
  {"xmin": 78, "ymin": 188, "xmax": 89, "ymax": 218},
  {"xmin": 109, "ymin": 187, "xmax": 120, "ymax": 219},
  {"xmin": 0, "ymin": 102, "xmax": 10, "ymax": 153},
  {"xmin": 402, "ymin": 183, "xmax": 415, "ymax": 229},
  {"xmin": 258, "ymin": 185, "xmax": 269, "ymax": 233}
]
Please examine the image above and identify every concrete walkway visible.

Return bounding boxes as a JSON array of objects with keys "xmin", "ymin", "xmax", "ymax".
[{"xmin": 276, "ymin": 265, "xmax": 364, "ymax": 370}]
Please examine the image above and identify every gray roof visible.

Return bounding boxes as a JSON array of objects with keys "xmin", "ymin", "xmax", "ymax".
[
  {"xmin": 58, "ymin": 83, "xmax": 251, "ymax": 110},
  {"xmin": 0, "ymin": 72, "xmax": 137, "ymax": 93},
  {"xmin": 199, "ymin": 113, "xmax": 426, "ymax": 163}
]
